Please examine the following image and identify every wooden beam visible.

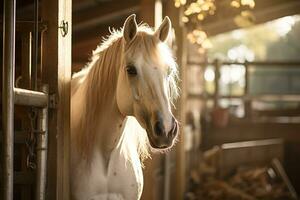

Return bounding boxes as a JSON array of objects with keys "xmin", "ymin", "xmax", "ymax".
[{"xmin": 41, "ymin": 0, "xmax": 71, "ymax": 199}]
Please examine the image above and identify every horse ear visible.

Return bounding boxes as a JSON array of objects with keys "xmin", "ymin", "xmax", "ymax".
[
  {"xmin": 123, "ymin": 14, "xmax": 138, "ymax": 43},
  {"xmin": 155, "ymin": 16, "xmax": 171, "ymax": 42}
]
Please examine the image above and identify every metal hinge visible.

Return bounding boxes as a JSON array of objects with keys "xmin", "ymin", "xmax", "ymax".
[{"xmin": 58, "ymin": 20, "xmax": 68, "ymax": 37}]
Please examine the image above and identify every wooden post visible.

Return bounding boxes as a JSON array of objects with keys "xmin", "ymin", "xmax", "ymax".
[
  {"xmin": 214, "ymin": 59, "xmax": 220, "ymax": 108},
  {"xmin": 165, "ymin": 2, "xmax": 188, "ymax": 200},
  {"xmin": 244, "ymin": 61, "xmax": 251, "ymax": 118},
  {"xmin": 41, "ymin": 0, "xmax": 71, "ymax": 199}
]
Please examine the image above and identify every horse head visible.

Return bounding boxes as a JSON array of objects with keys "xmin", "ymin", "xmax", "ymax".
[{"xmin": 116, "ymin": 14, "xmax": 179, "ymax": 149}]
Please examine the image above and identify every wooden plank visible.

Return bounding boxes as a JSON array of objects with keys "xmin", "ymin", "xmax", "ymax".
[{"xmin": 41, "ymin": 0, "xmax": 71, "ymax": 199}]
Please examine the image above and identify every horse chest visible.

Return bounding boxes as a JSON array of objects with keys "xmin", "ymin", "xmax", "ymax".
[
  {"xmin": 107, "ymin": 149, "xmax": 143, "ymax": 199},
  {"xmin": 72, "ymin": 148, "xmax": 143, "ymax": 200}
]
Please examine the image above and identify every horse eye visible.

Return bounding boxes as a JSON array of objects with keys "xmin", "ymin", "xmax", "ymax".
[{"xmin": 126, "ymin": 65, "xmax": 137, "ymax": 76}]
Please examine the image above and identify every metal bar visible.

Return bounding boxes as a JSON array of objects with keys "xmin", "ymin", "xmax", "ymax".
[
  {"xmin": 32, "ymin": 0, "xmax": 39, "ymax": 90},
  {"xmin": 14, "ymin": 88, "xmax": 48, "ymax": 107},
  {"xmin": 35, "ymin": 85, "xmax": 49, "ymax": 200},
  {"xmin": 2, "ymin": 0, "xmax": 16, "ymax": 199}
]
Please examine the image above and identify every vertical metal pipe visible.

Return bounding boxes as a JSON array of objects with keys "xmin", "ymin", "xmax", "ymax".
[
  {"xmin": 32, "ymin": 0, "xmax": 39, "ymax": 90},
  {"xmin": 2, "ymin": 0, "xmax": 16, "ymax": 199},
  {"xmin": 35, "ymin": 85, "xmax": 49, "ymax": 200}
]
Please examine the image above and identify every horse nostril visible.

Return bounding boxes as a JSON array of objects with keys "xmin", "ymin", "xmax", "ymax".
[
  {"xmin": 168, "ymin": 119, "xmax": 178, "ymax": 138},
  {"xmin": 154, "ymin": 121, "xmax": 165, "ymax": 136}
]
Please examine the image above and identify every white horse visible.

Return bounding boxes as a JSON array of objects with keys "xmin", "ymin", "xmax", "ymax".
[{"xmin": 71, "ymin": 14, "xmax": 179, "ymax": 200}]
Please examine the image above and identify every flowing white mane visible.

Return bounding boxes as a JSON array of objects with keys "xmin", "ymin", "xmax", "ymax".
[{"xmin": 71, "ymin": 24, "xmax": 179, "ymax": 162}]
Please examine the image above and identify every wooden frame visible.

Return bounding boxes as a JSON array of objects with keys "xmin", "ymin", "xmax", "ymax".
[{"xmin": 41, "ymin": 0, "xmax": 71, "ymax": 199}]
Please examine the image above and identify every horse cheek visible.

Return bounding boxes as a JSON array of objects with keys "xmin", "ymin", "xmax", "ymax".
[{"xmin": 116, "ymin": 75, "xmax": 134, "ymax": 116}]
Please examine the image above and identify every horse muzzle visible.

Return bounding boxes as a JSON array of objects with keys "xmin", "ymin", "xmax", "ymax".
[{"xmin": 148, "ymin": 117, "xmax": 178, "ymax": 149}]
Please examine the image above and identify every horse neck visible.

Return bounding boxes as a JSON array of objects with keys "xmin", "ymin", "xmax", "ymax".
[
  {"xmin": 73, "ymin": 37, "xmax": 126, "ymax": 161},
  {"xmin": 89, "ymin": 91, "xmax": 124, "ymax": 156}
]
